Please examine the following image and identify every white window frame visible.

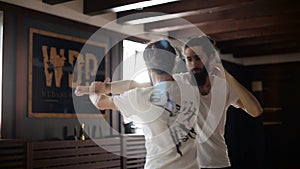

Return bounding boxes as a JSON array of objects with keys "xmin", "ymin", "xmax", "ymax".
[{"xmin": 0, "ymin": 11, "xmax": 4, "ymax": 138}]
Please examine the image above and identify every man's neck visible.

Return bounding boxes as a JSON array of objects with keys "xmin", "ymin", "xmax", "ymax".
[{"xmin": 198, "ymin": 78, "xmax": 211, "ymax": 95}]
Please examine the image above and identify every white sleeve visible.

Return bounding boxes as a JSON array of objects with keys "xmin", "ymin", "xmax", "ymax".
[
  {"xmin": 113, "ymin": 88, "xmax": 164, "ymax": 124},
  {"xmin": 113, "ymin": 88, "xmax": 147, "ymax": 118},
  {"xmin": 173, "ymin": 72, "xmax": 191, "ymax": 84}
]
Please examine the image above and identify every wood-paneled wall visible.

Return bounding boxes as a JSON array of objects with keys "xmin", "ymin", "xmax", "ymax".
[{"xmin": 0, "ymin": 136, "xmax": 147, "ymax": 169}]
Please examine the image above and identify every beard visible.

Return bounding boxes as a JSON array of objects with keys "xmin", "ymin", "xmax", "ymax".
[{"xmin": 190, "ymin": 67, "xmax": 208, "ymax": 86}]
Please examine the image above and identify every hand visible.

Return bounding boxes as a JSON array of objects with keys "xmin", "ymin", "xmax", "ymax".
[
  {"xmin": 74, "ymin": 77, "xmax": 110, "ymax": 96},
  {"xmin": 90, "ymin": 77, "xmax": 110, "ymax": 94},
  {"xmin": 210, "ymin": 63, "xmax": 225, "ymax": 79},
  {"xmin": 74, "ymin": 86, "xmax": 90, "ymax": 96}
]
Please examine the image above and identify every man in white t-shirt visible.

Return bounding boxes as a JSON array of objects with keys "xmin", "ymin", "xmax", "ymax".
[
  {"xmin": 75, "ymin": 40, "xmax": 200, "ymax": 169},
  {"xmin": 75, "ymin": 36, "xmax": 263, "ymax": 169},
  {"xmin": 175, "ymin": 36, "xmax": 262, "ymax": 169}
]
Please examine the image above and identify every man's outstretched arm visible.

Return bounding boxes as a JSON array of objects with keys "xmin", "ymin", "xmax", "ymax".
[{"xmin": 75, "ymin": 77, "xmax": 151, "ymax": 96}]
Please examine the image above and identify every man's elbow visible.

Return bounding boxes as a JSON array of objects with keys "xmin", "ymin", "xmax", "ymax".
[
  {"xmin": 90, "ymin": 95, "xmax": 105, "ymax": 110},
  {"xmin": 97, "ymin": 96, "xmax": 117, "ymax": 110},
  {"xmin": 97, "ymin": 101, "xmax": 107, "ymax": 110},
  {"xmin": 251, "ymin": 106, "xmax": 263, "ymax": 118}
]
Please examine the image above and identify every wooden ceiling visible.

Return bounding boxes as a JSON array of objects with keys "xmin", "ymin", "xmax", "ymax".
[{"xmin": 43, "ymin": 0, "xmax": 300, "ymax": 58}]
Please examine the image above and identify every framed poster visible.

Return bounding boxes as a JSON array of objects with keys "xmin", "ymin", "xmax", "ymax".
[{"xmin": 28, "ymin": 28, "xmax": 108, "ymax": 118}]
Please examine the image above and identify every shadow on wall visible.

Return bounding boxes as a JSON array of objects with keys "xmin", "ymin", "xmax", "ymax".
[{"xmin": 225, "ymin": 106, "xmax": 265, "ymax": 169}]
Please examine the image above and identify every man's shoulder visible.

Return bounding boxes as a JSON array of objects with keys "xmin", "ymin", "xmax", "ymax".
[{"xmin": 173, "ymin": 72, "xmax": 192, "ymax": 85}]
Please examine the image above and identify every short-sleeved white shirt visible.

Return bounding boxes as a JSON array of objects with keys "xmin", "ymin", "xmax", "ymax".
[
  {"xmin": 113, "ymin": 81, "xmax": 200, "ymax": 169},
  {"xmin": 173, "ymin": 72, "xmax": 239, "ymax": 168}
]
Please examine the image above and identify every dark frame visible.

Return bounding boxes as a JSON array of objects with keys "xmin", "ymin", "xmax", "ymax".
[{"xmin": 28, "ymin": 28, "xmax": 108, "ymax": 118}]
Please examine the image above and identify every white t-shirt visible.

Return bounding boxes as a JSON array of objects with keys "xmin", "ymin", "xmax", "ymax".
[
  {"xmin": 173, "ymin": 72, "xmax": 239, "ymax": 168},
  {"xmin": 113, "ymin": 81, "xmax": 200, "ymax": 169}
]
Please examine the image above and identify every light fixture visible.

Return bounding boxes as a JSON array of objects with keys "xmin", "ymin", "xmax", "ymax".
[{"xmin": 110, "ymin": 0, "xmax": 180, "ymax": 13}]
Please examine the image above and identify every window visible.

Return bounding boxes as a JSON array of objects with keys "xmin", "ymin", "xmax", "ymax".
[
  {"xmin": 122, "ymin": 40, "xmax": 149, "ymax": 83},
  {"xmin": 122, "ymin": 40, "xmax": 148, "ymax": 134},
  {"xmin": 0, "ymin": 11, "xmax": 3, "ymax": 138}
]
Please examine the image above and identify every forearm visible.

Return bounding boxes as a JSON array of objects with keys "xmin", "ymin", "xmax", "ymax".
[
  {"xmin": 89, "ymin": 93, "xmax": 118, "ymax": 110},
  {"xmin": 225, "ymin": 72, "xmax": 263, "ymax": 117},
  {"xmin": 107, "ymin": 80, "xmax": 151, "ymax": 94},
  {"xmin": 75, "ymin": 80, "xmax": 151, "ymax": 96}
]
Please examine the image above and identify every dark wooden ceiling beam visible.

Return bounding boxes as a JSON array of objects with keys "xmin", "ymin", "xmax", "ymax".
[
  {"xmin": 233, "ymin": 48, "xmax": 300, "ymax": 57},
  {"xmin": 232, "ymin": 43, "xmax": 300, "ymax": 57},
  {"xmin": 217, "ymin": 34, "xmax": 300, "ymax": 49},
  {"xmin": 169, "ymin": 22, "xmax": 300, "ymax": 40},
  {"xmin": 116, "ymin": 0, "xmax": 254, "ymax": 24},
  {"xmin": 220, "ymin": 39, "xmax": 300, "ymax": 54},
  {"xmin": 42, "ymin": 0, "xmax": 73, "ymax": 5},
  {"xmin": 168, "ymin": 12, "xmax": 300, "ymax": 39},
  {"xmin": 212, "ymin": 24, "xmax": 300, "ymax": 42},
  {"xmin": 145, "ymin": 0, "xmax": 300, "ymax": 32},
  {"xmin": 84, "ymin": 0, "xmax": 147, "ymax": 15},
  {"xmin": 144, "ymin": 3, "xmax": 252, "ymax": 32}
]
